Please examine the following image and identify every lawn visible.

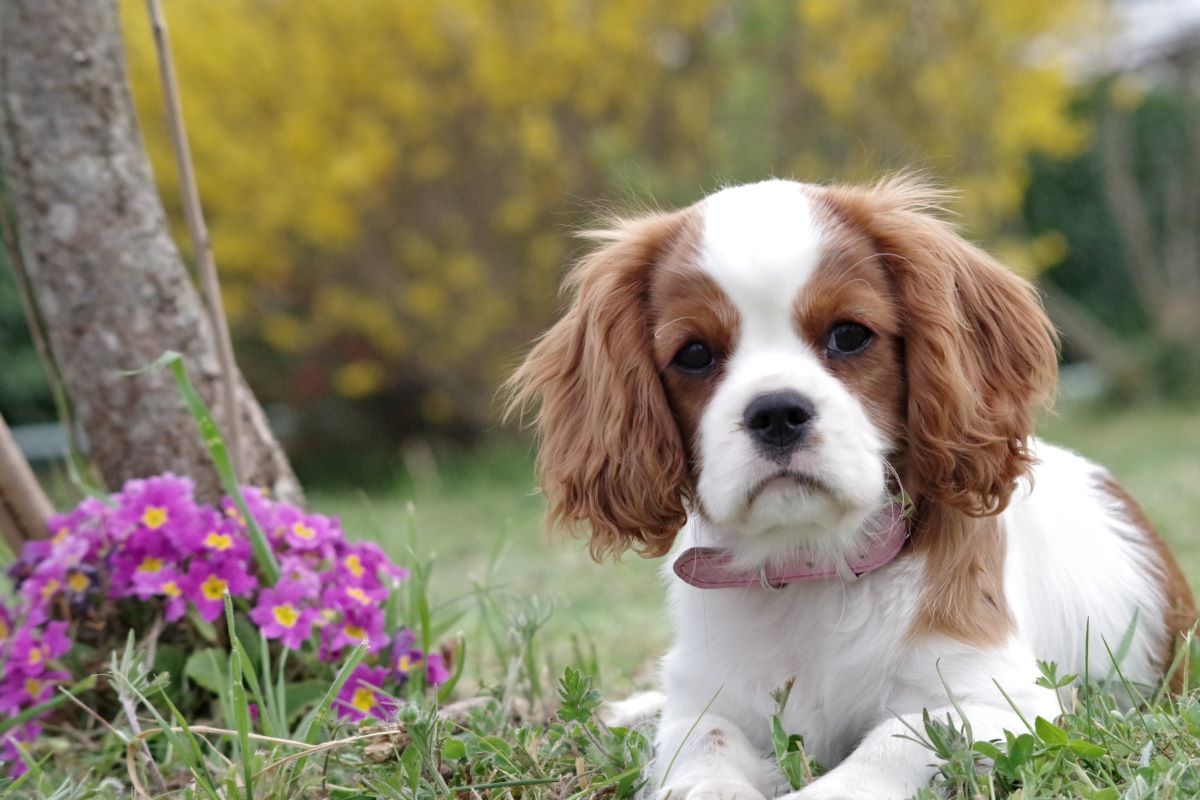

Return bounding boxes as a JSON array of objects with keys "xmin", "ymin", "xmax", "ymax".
[{"xmin": 313, "ymin": 401, "xmax": 1200, "ymax": 693}]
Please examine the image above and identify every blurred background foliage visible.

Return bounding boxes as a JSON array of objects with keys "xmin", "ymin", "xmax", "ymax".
[{"xmin": 1, "ymin": 0, "xmax": 1197, "ymax": 484}]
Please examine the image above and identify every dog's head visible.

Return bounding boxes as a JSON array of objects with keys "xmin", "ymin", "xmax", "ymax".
[{"xmin": 507, "ymin": 177, "xmax": 1058, "ymax": 566}]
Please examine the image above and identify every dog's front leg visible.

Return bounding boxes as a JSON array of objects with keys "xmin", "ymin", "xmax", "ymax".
[
  {"xmin": 784, "ymin": 699, "xmax": 1051, "ymax": 800},
  {"xmin": 653, "ymin": 711, "xmax": 776, "ymax": 800}
]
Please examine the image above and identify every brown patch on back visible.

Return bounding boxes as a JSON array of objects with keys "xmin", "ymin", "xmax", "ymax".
[
  {"xmin": 1097, "ymin": 475, "xmax": 1197, "ymax": 690},
  {"xmin": 907, "ymin": 507, "xmax": 1013, "ymax": 646}
]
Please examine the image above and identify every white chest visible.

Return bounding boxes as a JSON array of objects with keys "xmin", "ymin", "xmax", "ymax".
[{"xmin": 661, "ymin": 554, "xmax": 926, "ymax": 765}]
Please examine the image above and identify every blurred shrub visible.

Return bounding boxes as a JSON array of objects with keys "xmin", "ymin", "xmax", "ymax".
[
  {"xmin": 118, "ymin": 0, "xmax": 1095, "ymax": 470},
  {"xmin": 0, "ymin": 245, "xmax": 55, "ymax": 425},
  {"xmin": 1026, "ymin": 78, "xmax": 1200, "ymax": 401}
]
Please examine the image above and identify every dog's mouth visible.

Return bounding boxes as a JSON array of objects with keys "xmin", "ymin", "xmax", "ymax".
[{"xmin": 745, "ymin": 470, "xmax": 836, "ymax": 506}]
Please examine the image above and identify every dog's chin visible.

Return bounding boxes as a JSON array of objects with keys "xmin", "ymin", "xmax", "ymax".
[{"xmin": 703, "ymin": 476, "xmax": 880, "ymax": 571}]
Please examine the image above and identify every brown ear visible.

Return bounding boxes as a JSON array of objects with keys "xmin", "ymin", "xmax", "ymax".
[
  {"xmin": 822, "ymin": 177, "xmax": 1059, "ymax": 515},
  {"xmin": 505, "ymin": 212, "xmax": 691, "ymax": 559}
]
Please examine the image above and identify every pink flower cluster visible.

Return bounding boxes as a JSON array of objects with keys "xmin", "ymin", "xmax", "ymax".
[{"xmin": 2, "ymin": 474, "xmax": 451, "ymax": 775}]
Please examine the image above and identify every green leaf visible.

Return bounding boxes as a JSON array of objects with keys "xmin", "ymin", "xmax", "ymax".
[
  {"xmin": 557, "ymin": 665, "xmax": 603, "ymax": 723},
  {"xmin": 142, "ymin": 350, "xmax": 280, "ymax": 584},
  {"xmin": 184, "ymin": 648, "xmax": 230, "ymax": 696},
  {"xmin": 1035, "ymin": 715, "xmax": 1069, "ymax": 747},
  {"xmin": 1067, "ymin": 738, "xmax": 1108, "ymax": 759},
  {"xmin": 1008, "ymin": 733, "xmax": 1036, "ymax": 767},
  {"xmin": 283, "ymin": 681, "xmax": 329, "ymax": 718},
  {"xmin": 442, "ymin": 737, "xmax": 467, "ymax": 761},
  {"xmin": 972, "ymin": 740, "xmax": 1004, "ymax": 761}
]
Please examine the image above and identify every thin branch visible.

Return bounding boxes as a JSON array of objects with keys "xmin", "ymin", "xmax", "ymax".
[
  {"xmin": 1098, "ymin": 109, "xmax": 1167, "ymax": 316},
  {"xmin": 145, "ymin": 0, "xmax": 244, "ymax": 478},
  {"xmin": 1039, "ymin": 283, "xmax": 1146, "ymax": 395}
]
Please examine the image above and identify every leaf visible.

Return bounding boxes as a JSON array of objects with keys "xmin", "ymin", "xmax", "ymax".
[
  {"xmin": 1007, "ymin": 733, "xmax": 1036, "ymax": 768},
  {"xmin": 283, "ymin": 680, "xmax": 329, "ymax": 718},
  {"xmin": 184, "ymin": 647, "xmax": 230, "ymax": 696},
  {"xmin": 1067, "ymin": 738, "xmax": 1108, "ymax": 759},
  {"xmin": 972, "ymin": 740, "xmax": 1004, "ymax": 761},
  {"xmin": 557, "ymin": 666, "xmax": 603, "ymax": 723},
  {"xmin": 442, "ymin": 737, "xmax": 467, "ymax": 761},
  {"xmin": 1035, "ymin": 715, "xmax": 1069, "ymax": 747}
]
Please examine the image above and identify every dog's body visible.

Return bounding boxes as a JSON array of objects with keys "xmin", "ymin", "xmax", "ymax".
[
  {"xmin": 657, "ymin": 442, "xmax": 1179, "ymax": 799},
  {"xmin": 509, "ymin": 177, "xmax": 1194, "ymax": 799}
]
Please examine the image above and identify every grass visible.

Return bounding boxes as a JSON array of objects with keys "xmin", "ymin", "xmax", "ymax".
[
  {"xmin": 314, "ymin": 401, "xmax": 1200, "ymax": 690},
  {"xmin": 4, "ymin": 400, "xmax": 1199, "ymax": 798}
]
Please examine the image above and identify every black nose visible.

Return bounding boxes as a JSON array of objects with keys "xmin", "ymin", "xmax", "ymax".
[{"xmin": 743, "ymin": 391, "xmax": 814, "ymax": 454}]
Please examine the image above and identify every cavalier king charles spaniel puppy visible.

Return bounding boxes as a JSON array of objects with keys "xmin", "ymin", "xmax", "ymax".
[{"xmin": 507, "ymin": 176, "xmax": 1195, "ymax": 800}]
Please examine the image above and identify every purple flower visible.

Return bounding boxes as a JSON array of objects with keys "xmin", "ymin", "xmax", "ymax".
[
  {"xmin": 390, "ymin": 628, "xmax": 421, "ymax": 678},
  {"xmin": 8, "ymin": 622, "xmax": 72, "ymax": 676},
  {"xmin": 112, "ymin": 474, "xmax": 198, "ymax": 545},
  {"xmin": 249, "ymin": 583, "xmax": 315, "ymax": 650},
  {"xmin": 425, "ymin": 651, "xmax": 450, "ymax": 686},
  {"xmin": 324, "ymin": 607, "xmax": 387, "ymax": 658},
  {"xmin": 335, "ymin": 541, "xmax": 408, "ymax": 588},
  {"xmin": 184, "ymin": 559, "xmax": 257, "ymax": 622},
  {"xmin": 334, "ymin": 664, "xmax": 397, "ymax": 721},
  {"xmin": 0, "ymin": 669, "xmax": 69, "ymax": 713},
  {"xmin": 182, "ymin": 508, "xmax": 253, "ymax": 562},
  {"xmin": 274, "ymin": 506, "xmax": 337, "ymax": 552}
]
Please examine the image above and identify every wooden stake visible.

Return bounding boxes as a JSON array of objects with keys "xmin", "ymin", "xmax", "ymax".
[
  {"xmin": 145, "ymin": 0, "xmax": 244, "ymax": 478},
  {"xmin": 0, "ymin": 410, "xmax": 53, "ymax": 550}
]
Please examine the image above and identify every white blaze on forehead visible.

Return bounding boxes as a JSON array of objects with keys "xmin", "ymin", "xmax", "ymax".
[{"xmin": 698, "ymin": 179, "xmax": 823, "ymax": 339}]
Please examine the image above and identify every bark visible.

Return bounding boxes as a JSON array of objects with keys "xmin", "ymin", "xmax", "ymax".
[{"xmin": 0, "ymin": 0, "xmax": 303, "ymax": 505}]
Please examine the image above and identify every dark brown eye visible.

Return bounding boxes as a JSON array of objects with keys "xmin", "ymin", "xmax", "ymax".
[
  {"xmin": 672, "ymin": 341, "xmax": 715, "ymax": 373},
  {"xmin": 826, "ymin": 322, "xmax": 874, "ymax": 356}
]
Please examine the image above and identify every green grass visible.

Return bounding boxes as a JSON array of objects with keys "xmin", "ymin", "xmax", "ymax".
[
  {"xmin": 315, "ymin": 402, "xmax": 1200, "ymax": 690},
  {"xmin": 5, "ymin": 401, "xmax": 1199, "ymax": 798}
]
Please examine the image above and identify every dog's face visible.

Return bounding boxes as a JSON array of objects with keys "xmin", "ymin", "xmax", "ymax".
[{"xmin": 508, "ymin": 178, "xmax": 1057, "ymax": 565}]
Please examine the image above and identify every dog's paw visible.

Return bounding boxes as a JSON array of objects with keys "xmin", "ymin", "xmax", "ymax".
[
  {"xmin": 656, "ymin": 778, "xmax": 767, "ymax": 800},
  {"xmin": 781, "ymin": 773, "xmax": 911, "ymax": 800}
]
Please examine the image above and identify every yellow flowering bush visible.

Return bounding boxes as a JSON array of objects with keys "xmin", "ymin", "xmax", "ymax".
[{"xmin": 120, "ymin": 0, "xmax": 1094, "ymax": 438}]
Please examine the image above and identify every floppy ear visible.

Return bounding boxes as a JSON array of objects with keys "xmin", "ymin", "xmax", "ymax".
[
  {"xmin": 505, "ymin": 212, "xmax": 691, "ymax": 560},
  {"xmin": 823, "ymin": 177, "xmax": 1059, "ymax": 516}
]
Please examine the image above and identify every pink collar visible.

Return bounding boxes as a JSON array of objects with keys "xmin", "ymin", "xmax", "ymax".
[{"xmin": 672, "ymin": 502, "xmax": 909, "ymax": 589}]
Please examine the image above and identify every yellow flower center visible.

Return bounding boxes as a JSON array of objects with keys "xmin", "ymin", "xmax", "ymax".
[
  {"xmin": 68, "ymin": 572, "xmax": 90, "ymax": 592},
  {"xmin": 138, "ymin": 557, "xmax": 164, "ymax": 574},
  {"xmin": 291, "ymin": 522, "xmax": 316, "ymax": 540},
  {"xmin": 25, "ymin": 678, "xmax": 41, "ymax": 699},
  {"xmin": 272, "ymin": 603, "xmax": 300, "ymax": 628},
  {"xmin": 28, "ymin": 648, "xmax": 42, "ymax": 665},
  {"xmin": 344, "ymin": 624, "xmax": 366, "ymax": 641},
  {"xmin": 142, "ymin": 506, "xmax": 168, "ymax": 529},
  {"xmin": 52, "ymin": 527, "xmax": 70, "ymax": 545},
  {"xmin": 345, "ymin": 587, "xmax": 371, "ymax": 606},
  {"xmin": 345, "ymin": 554, "xmax": 365, "ymax": 578},
  {"xmin": 0, "ymin": 619, "xmax": 8, "ymax": 640},
  {"xmin": 201, "ymin": 575, "xmax": 229, "ymax": 602},
  {"xmin": 162, "ymin": 580, "xmax": 182, "ymax": 598},
  {"xmin": 41, "ymin": 579, "xmax": 61, "ymax": 599},
  {"xmin": 396, "ymin": 654, "xmax": 412, "ymax": 672},
  {"xmin": 351, "ymin": 687, "xmax": 377, "ymax": 713},
  {"xmin": 203, "ymin": 532, "xmax": 234, "ymax": 551}
]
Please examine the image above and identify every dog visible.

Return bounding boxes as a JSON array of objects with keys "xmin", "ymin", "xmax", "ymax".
[{"xmin": 507, "ymin": 176, "xmax": 1195, "ymax": 799}]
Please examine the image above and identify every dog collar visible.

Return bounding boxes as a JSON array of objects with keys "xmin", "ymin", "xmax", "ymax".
[{"xmin": 672, "ymin": 502, "xmax": 909, "ymax": 589}]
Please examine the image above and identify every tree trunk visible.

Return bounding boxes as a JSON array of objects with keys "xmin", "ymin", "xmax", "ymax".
[{"xmin": 0, "ymin": 0, "xmax": 303, "ymax": 505}]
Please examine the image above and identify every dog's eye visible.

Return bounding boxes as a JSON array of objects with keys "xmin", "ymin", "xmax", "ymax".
[
  {"xmin": 672, "ymin": 341, "xmax": 715, "ymax": 373},
  {"xmin": 826, "ymin": 322, "xmax": 874, "ymax": 356}
]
